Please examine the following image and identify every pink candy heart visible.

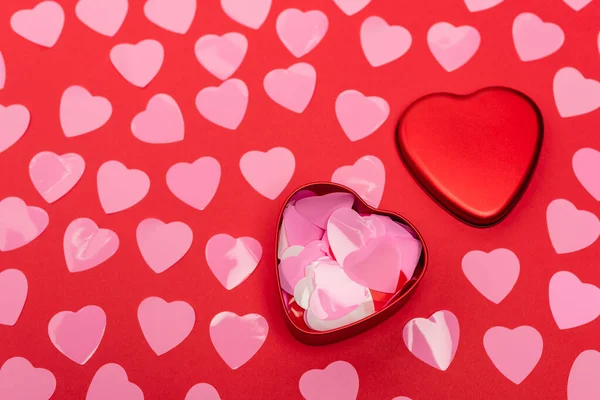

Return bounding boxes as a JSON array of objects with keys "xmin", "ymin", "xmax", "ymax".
[
  {"xmin": 131, "ymin": 94, "xmax": 184, "ymax": 144},
  {"xmin": 48, "ymin": 305, "xmax": 106, "ymax": 365},
  {"xmin": 333, "ymin": 0, "xmax": 372, "ymax": 16},
  {"xmin": 0, "ymin": 269, "xmax": 27, "ymax": 326},
  {"xmin": 196, "ymin": 79, "xmax": 249, "ymax": 130},
  {"xmin": 0, "ymin": 357, "xmax": 56, "ymax": 400},
  {"xmin": 553, "ymin": 67, "xmax": 600, "ymax": 118},
  {"xmin": 299, "ymin": 360, "xmax": 359, "ymax": 400},
  {"xmin": 209, "ymin": 311, "xmax": 268, "ymax": 370},
  {"xmin": 195, "ymin": 33, "xmax": 248, "ymax": 80},
  {"xmin": 240, "ymin": 147, "xmax": 296, "ymax": 200},
  {"xmin": 0, "ymin": 104, "xmax": 30, "ymax": 154},
  {"xmin": 276, "ymin": 9, "xmax": 328, "ymax": 58},
  {"xmin": 86, "ymin": 363, "xmax": 144, "ymax": 400},
  {"xmin": 513, "ymin": 13, "xmax": 564, "ymax": 62},
  {"xmin": 546, "ymin": 199, "xmax": 600, "ymax": 254},
  {"xmin": 205, "ymin": 234, "xmax": 262, "ymax": 290},
  {"xmin": 60, "ymin": 86, "xmax": 112, "ymax": 138},
  {"xmin": 29, "ymin": 151, "xmax": 85, "ymax": 203},
  {"xmin": 166, "ymin": 157, "xmax": 221, "ymax": 210},
  {"xmin": 11, "ymin": 1, "xmax": 64, "ymax": 48},
  {"xmin": 427, "ymin": 22, "xmax": 481, "ymax": 72},
  {"xmin": 185, "ymin": 383, "xmax": 221, "ymax": 400},
  {"xmin": 144, "ymin": 0, "xmax": 196, "ymax": 34},
  {"xmin": 549, "ymin": 271, "xmax": 600, "ymax": 329},
  {"xmin": 137, "ymin": 218, "xmax": 193, "ymax": 274},
  {"xmin": 110, "ymin": 40, "xmax": 164, "ymax": 88},
  {"xmin": 0, "ymin": 197, "xmax": 49, "ymax": 252},
  {"xmin": 403, "ymin": 310, "xmax": 460, "ymax": 371},
  {"xmin": 360, "ymin": 16, "xmax": 412, "ymax": 67},
  {"xmin": 335, "ymin": 90, "xmax": 390, "ymax": 142},
  {"xmin": 264, "ymin": 63, "xmax": 316, "ymax": 113},
  {"xmin": 76, "ymin": 0, "xmax": 128, "ymax": 37},
  {"xmin": 573, "ymin": 148, "xmax": 600, "ymax": 200},
  {"xmin": 221, "ymin": 0, "xmax": 272, "ymax": 29},
  {"xmin": 563, "ymin": 0, "xmax": 593, "ymax": 11},
  {"xmin": 331, "ymin": 156, "xmax": 386, "ymax": 208},
  {"xmin": 464, "ymin": 0, "xmax": 503, "ymax": 12},
  {"xmin": 63, "ymin": 217, "xmax": 119, "ymax": 272},
  {"xmin": 483, "ymin": 326, "xmax": 543, "ymax": 384},
  {"xmin": 97, "ymin": 160, "xmax": 150, "ymax": 214},
  {"xmin": 461, "ymin": 248, "xmax": 520, "ymax": 304},
  {"xmin": 568, "ymin": 350, "xmax": 600, "ymax": 400},
  {"xmin": 138, "ymin": 297, "xmax": 195, "ymax": 356}
]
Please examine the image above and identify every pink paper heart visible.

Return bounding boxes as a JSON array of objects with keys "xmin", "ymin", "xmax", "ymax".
[
  {"xmin": 29, "ymin": 151, "xmax": 85, "ymax": 204},
  {"xmin": 546, "ymin": 199, "xmax": 600, "ymax": 254},
  {"xmin": 282, "ymin": 205, "xmax": 324, "ymax": 247},
  {"xmin": 464, "ymin": 0, "xmax": 503, "ymax": 12},
  {"xmin": 205, "ymin": 234, "xmax": 262, "ymax": 290},
  {"xmin": 75, "ymin": 0, "xmax": 128, "ymax": 37},
  {"xmin": 333, "ymin": 0, "xmax": 372, "ymax": 16},
  {"xmin": 195, "ymin": 33, "xmax": 248, "ymax": 80},
  {"xmin": 279, "ymin": 241, "xmax": 327, "ymax": 294},
  {"xmin": 513, "ymin": 13, "xmax": 564, "ymax": 62},
  {"xmin": 403, "ymin": 310, "xmax": 460, "ymax": 371},
  {"xmin": 110, "ymin": 40, "xmax": 164, "ymax": 88},
  {"xmin": 185, "ymin": 383, "xmax": 221, "ymax": 400},
  {"xmin": 0, "ymin": 357, "xmax": 56, "ymax": 400},
  {"xmin": 0, "ymin": 197, "xmax": 49, "ymax": 252},
  {"xmin": 299, "ymin": 360, "xmax": 359, "ymax": 400},
  {"xmin": 196, "ymin": 79, "xmax": 248, "ymax": 130},
  {"xmin": 138, "ymin": 297, "xmax": 195, "ymax": 356},
  {"xmin": 209, "ymin": 311, "xmax": 268, "ymax": 370},
  {"xmin": 131, "ymin": 94, "xmax": 184, "ymax": 144},
  {"xmin": 295, "ymin": 192, "xmax": 355, "ymax": 229},
  {"xmin": 137, "ymin": 218, "xmax": 193, "ymax": 274},
  {"xmin": 221, "ymin": 0, "xmax": 272, "ymax": 29},
  {"xmin": 568, "ymin": 350, "xmax": 600, "ymax": 400},
  {"xmin": 86, "ymin": 363, "xmax": 143, "ymax": 400},
  {"xmin": 461, "ymin": 248, "xmax": 520, "ymax": 304},
  {"xmin": 240, "ymin": 147, "xmax": 295, "ymax": 200},
  {"xmin": 11, "ymin": 1, "xmax": 64, "ymax": 48},
  {"xmin": 264, "ymin": 63, "xmax": 316, "ymax": 113},
  {"xmin": 144, "ymin": 0, "xmax": 196, "ymax": 34},
  {"xmin": 563, "ymin": 0, "xmax": 593, "ymax": 10},
  {"xmin": 0, "ymin": 269, "xmax": 27, "ymax": 326},
  {"xmin": 549, "ymin": 271, "xmax": 600, "ymax": 329},
  {"xmin": 276, "ymin": 9, "xmax": 328, "ymax": 58},
  {"xmin": 331, "ymin": 155, "xmax": 386, "ymax": 208},
  {"xmin": 335, "ymin": 90, "xmax": 390, "ymax": 142},
  {"xmin": 63, "ymin": 217, "xmax": 119, "ymax": 272},
  {"xmin": 483, "ymin": 326, "xmax": 543, "ymax": 384},
  {"xmin": 48, "ymin": 305, "xmax": 106, "ymax": 365},
  {"xmin": 97, "ymin": 160, "xmax": 150, "ymax": 214},
  {"xmin": 0, "ymin": 52, "xmax": 5, "ymax": 89},
  {"xmin": 326, "ymin": 207, "xmax": 384, "ymax": 262},
  {"xmin": 60, "ymin": 86, "xmax": 112, "ymax": 138},
  {"xmin": 0, "ymin": 104, "xmax": 30, "ymax": 154},
  {"xmin": 166, "ymin": 157, "xmax": 221, "ymax": 210},
  {"xmin": 553, "ymin": 67, "xmax": 600, "ymax": 118},
  {"xmin": 573, "ymin": 148, "xmax": 600, "ymax": 200},
  {"xmin": 427, "ymin": 22, "xmax": 481, "ymax": 72},
  {"xmin": 360, "ymin": 16, "xmax": 412, "ymax": 67}
]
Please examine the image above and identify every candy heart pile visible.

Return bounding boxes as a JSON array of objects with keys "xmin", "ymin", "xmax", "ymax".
[{"xmin": 278, "ymin": 190, "xmax": 423, "ymax": 332}]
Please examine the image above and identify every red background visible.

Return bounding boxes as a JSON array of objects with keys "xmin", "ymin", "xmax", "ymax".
[{"xmin": 1, "ymin": 0, "xmax": 600, "ymax": 398}]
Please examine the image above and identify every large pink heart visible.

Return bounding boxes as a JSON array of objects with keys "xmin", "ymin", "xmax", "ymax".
[
  {"xmin": 205, "ymin": 234, "xmax": 262, "ymax": 290},
  {"xmin": 427, "ymin": 22, "xmax": 481, "ymax": 72},
  {"xmin": 461, "ymin": 248, "xmax": 520, "ymax": 304},
  {"xmin": 221, "ymin": 0, "xmax": 272, "ymax": 29},
  {"xmin": 29, "ymin": 151, "xmax": 86, "ymax": 203},
  {"xmin": 546, "ymin": 199, "xmax": 600, "ymax": 254},
  {"xmin": 299, "ymin": 360, "xmax": 359, "ymax": 400},
  {"xmin": 240, "ymin": 147, "xmax": 296, "ymax": 200},
  {"xmin": 185, "ymin": 383, "xmax": 221, "ymax": 400},
  {"xmin": 60, "ymin": 86, "xmax": 112, "ymax": 137},
  {"xmin": 63, "ymin": 217, "xmax": 119, "ymax": 272},
  {"xmin": 110, "ymin": 40, "xmax": 164, "ymax": 88},
  {"xmin": 331, "ymin": 155, "xmax": 385, "ymax": 208},
  {"xmin": 131, "ymin": 94, "xmax": 184, "ymax": 144},
  {"xmin": 335, "ymin": 90, "xmax": 390, "ymax": 142},
  {"xmin": 196, "ymin": 79, "xmax": 248, "ymax": 130},
  {"xmin": 326, "ymin": 206, "xmax": 380, "ymax": 266},
  {"xmin": 573, "ymin": 148, "xmax": 600, "ymax": 201},
  {"xmin": 166, "ymin": 157, "xmax": 221, "ymax": 210},
  {"xmin": 512, "ymin": 13, "xmax": 564, "ymax": 62},
  {"xmin": 136, "ymin": 218, "xmax": 193, "ymax": 274},
  {"xmin": 264, "ymin": 62, "xmax": 316, "ymax": 113},
  {"xmin": 568, "ymin": 350, "xmax": 600, "ymax": 400},
  {"xmin": 549, "ymin": 271, "xmax": 600, "ymax": 329},
  {"xmin": 360, "ymin": 16, "xmax": 412, "ymax": 67},
  {"xmin": 553, "ymin": 67, "xmax": 600, "ymax": 118},
  {"xmin": 75, "ymin": 0, "xmax": 128, "ymax": 37},
  {"xmin": 0, "ymin": 357, "xmax": 56, "ymax": 400},
  {"xmin": 144, "ymin": 0, "xmax": 196, "ymax": 34},
  {"xmin": 195, "ymin": 33, "xmax": 248, "ymax": 80},
  {"xmin": 97, "ymin": 160, "xmax": 150, "ymax": 214},
  {"xmin": 10, "ymin": 1, "xmax": 64, "ymax": 48},
  {"xmin": 0, "ymin": 104, "xmax": 30, "ymax": 154},
  {"xmin": 86, "ymin": 363, "xmax": 143, "ymax": 400},
  {"xmin": 0, "ymin": 269, "xmax": 27, "ymax": 326},
  {"xmin": 0, "ymin": 197, "xmax": 49, "ymax": 252},
  {"xmin": 276, "ymin": 9, "xmax": 328, "ymax": 58}
]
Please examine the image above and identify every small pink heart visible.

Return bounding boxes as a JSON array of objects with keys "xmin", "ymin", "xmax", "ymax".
[
  {"xmin": 86, "ymin": 363, "xmax": 144, "ymax": 400},
  {"xmin": 335, "ymin": 90, "xmax": 390, "ymax": 142},
  {"xmin": 11, "ymin": 1, "xmax": 64, "ymax": 48},
  {"xmin": 205, "ymin": 234, "xmax": 262, "ymax": 290},
  {"xmin": 29, "ymin": 151, "xmax": 85, "ymax": 204},
  {"xmin": 549, "ymin": 271, "xmax": 600, "ymax": 329},
  {"xmin": 513, "ymin": 13, "xmax": 564, "ymax": 62},
  {"xmin": 196, "ymin": 79, "xmax": 248, "ymax": 130},
  {"xmin": 209, "ymin": 311, "xmax": 268, "ymax": 370},
  {"xmin": 295, "ymin": 192, "xmax": 354, "ymax": 229},
  {"xmin": 144, "ymin": 0, "xmax": 196, "ymax": 34},
  {"xmin": 546, "ymin": 199, "xmax": 600, "ymax": 254},
  {"xmin": 60, "ymin": 86, "xmax": 112, "ymax": 137},
  {"xmin": 110, "ymin": 40, "xmax": 164, "ymax": 88},
  {"xmin": 75, "ymin": 0, "xmax": 128, "ymax": 37},
  {"xmin": 427, "ymin": 22, "xmax": 481, "ymax": 72},
  {"xmin": 131, "ymin": 94, "xmax": 184, "ymax": 144},
  {"xmin": 63, "ymin": 217, "xmax": 119, "ymax": 272},
  {"xmin": 553, "ymin": 67, "xmax": 600, "ymax": 118},
  {"xmin": 568, "ymin": 350, "xmax": 600, "ymax": 400},
  {"xmin": 331, "ymin": 155, "xmax": 386, "ymax": 208},
  {"xmin": 461, "ymin": 248, "xmax": 520, "ymax": 304},
  {"xmin": 48, "ymin": 305, "xmax": 106, "ymax": 365},
  {"xmin": 240, "ymin": 147, "xmax": 295, "ymax": 200},
  {"xmin": 483, "ymin": 326, "xmax": 543, "ymax": 384},
  {"xmin": 138, "ymin": 297, "xmax": 195, "ymax": 356},
  {"xmin": 97, "ymin": 160, "xmax": 150, "ymax": 214},
  {"xmin": 360, "ymin": 16, "xmax": 412, "ymax": 67},
  {"xmin": 0, "ymin": 197, "xmax": 49, "ymax": 252},
  {"xmin": 264, "ymin": 62, "xmax": 316, "ymax": 113},
  {"xmin": 0, "ymin": 269, "xmax": 27, "ymax": 326},
  {"xmin": 0, "ymin": 357, "xmax": 56, "ymax": 400},
  {"xmin": 185, "ymin": 383, "xmax": 221, "ymax": 400},
  {"xmin": 333, "ymin": 0, "xmax": 372, "ymax": 16},
  {"xmin": 195, "ymin": 33, "xmax": 248, "ymax": 80},
  {"xmin": 137, "ymin": 218, "xmax": 193, "ymax": 274},
  {"xmin": 403, "ymin": 310, "xmax": 460, "ymax": 371},
  {"xmin": 464, "ymin": 0, "xmax": 503, "ymax": 12},
  {"xmin": 221, "ymin": 0, "xmax": 272, "ymax": 29},
  {"xmin": 573, "ymin": 148, "xmax": 600, "ymax": 200},
  {"xmin": 166, "ymin": 157, "xmax": 221, "ymax": 210},
  {"xmin": 563, "ymin": 0, "xmax": 593, "ymax": 11},
  {"xmin": 0, "ymin": 52, "xmax": 5, "ymax": 89},
  {"xmin": 299, "ymin": 360, "xmax": 359, "ymax": 400},
  {"xmin": 276, "ymin": 9, "xmax": 328, "ymax": 58},
  {"xmin": 0, "ymin": 104, "xmax": 30, "ymax": 154}
]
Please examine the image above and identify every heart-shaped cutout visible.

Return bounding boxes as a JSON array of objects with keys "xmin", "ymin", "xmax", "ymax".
[
  {"xmin": 397, "ymin": 87, "xmax": 543, "ymax": 227},
  {"xmin": 275, "ymin": 182, "xmax": 428, "ymax": 345}
]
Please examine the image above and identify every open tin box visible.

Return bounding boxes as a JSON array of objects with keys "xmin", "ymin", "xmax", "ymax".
[{"xmin": 275, "ymin": 182, "xmax": 429, "ymax": 345}]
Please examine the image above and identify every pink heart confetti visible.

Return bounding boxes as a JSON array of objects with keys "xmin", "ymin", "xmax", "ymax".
[
  {"xmin": 0, "ymin": 269, "xmax": 27, "ymax": 326},
  {"xmin": 144, "ymin": 0, "xmax": 196, "ymax": 34},
  {"xmin": 549, "ymin": 271, "xmax": 600, "ymax": 329},
  {"xmin": 63, "ymin": 217, "xmax": 119, "ymax": 272},
  {"xmin": 299, "ymin": 360, "xmax": 359, "ymax": 400},
  {"xmin": 360, "ymin": 16, "xmax": 412, "ymax": 67},
  {"xmin": 279, "ymin": 241, "xmax": 327, "ymax": 294},
  {"xmin": 427, "ymin": 22, "xmax": 481, "ymax": 72},
  {"xmin": 48, "ymin": 305, "xmax": 106, "ymax": 365},
  {"xmin": 29, "ymin": 152, "xmax": 85, "ymax": 203},
  {"xmin": 0, "ymin": 52, "xmax": 5, "ymax": 89},
  {"xmin": 553, "ymin": 67, "xmax": 600, "ymax": 118},
  {"xmin": 295, "ymin": 192, "xmax": 354, "ymax": 229},
  {"xmin": 205, "ymin": 233, "xmax": 263, "ymax": 290},
  {"xmin": 0, "ymin": 197, "xmax": 49, "ymax": 252},
  {"xmin": 513, "ymin": 13, "xmax": 564, "ymax": 62},
  {"xmin": 75, "ymin": 0, "xmax": 128, "ymax": 37},
  {"xmin": 0, "ymin": 357, "xmax": 56, "ymax": 400},
  {"xmin": 11, "ymin": 1, "xmax": 64, "ymax": 48},
  {"xmin": 131, "ymin": 94, "xmax": 184, "ymax": 144},
  {"xmin": 196, "ymin": 79, "xmax": 248, "ymax": 130},
  {"xmin": 138, "ymin": 297, "xmax": 195, "ymax": 356},
  {"xmin": 335, "ymin": 90, "xmax": 390, "ymax": 142},
  {"xmin": 166, "ymin": 157, "xmax": 221, "ymax": 210},
  {"xmin": 110, "ymin": 40, "xmax": 164, "ymax": 88},
  {"xmin": 240, "ymin": 147, "xmax": 296, "ymax": 200},
  {"xmin": 0, "ymin": 104, "xmax": 30, "ymax": 154},
  {"xmin": 327, "ymin": 207, "xmax": 381, "ymax": 267},
  {"xmin": 264, "ymin": 62, "xmax": 317, "ymax": 113},
  {"xmin": 333, "ymin": 0, "xmax": 372, "ymax": 16},
  {"xmin": 209, "ymin": 311, "xmax": 268, "ymax": 370},
  {"xmin": 464, "ymin": 0, "xmax": 503, "ymax": 12},
  {"xmin": 546, "ymin": 199, "xmax": 600, "ymax": 254},
  {"xmin": 137, "ymin": 218, "xmax": 193, "ymax": 274},
  {"xmin": 563, "ymin": 0, "xmax": 593, "ymax": 11},
  {"xmin": 221, "ymin": 0, "xmax": 272, "ymax": 29},
  {"xmin": 195, "ymin": 33, "xmax": 248, "ymax": 80},
  {"xmin": 276, "ymin": 9, "xmax": 328, "ymax": 58},
  {"xmin": 573, "ymin": 148, "xmax": 600, "ymax": 200},
  {"xmin": 568, "ymin": 350, "xmax": 600, "ymax": 400},
  {"xmin": 461, "ymin": 248, "xmax": 520, "ymax": 304},
  {"xmin": 331, "ymin": 155, "xmax": 385, "ymax": 208},
  {"xmin": 185, "ymin": 383, "xmax": 221, "ymax": 400},
  {"xmin": 60, "ymin": 86, "xmax": 112, "ymax": 138},
  {"xmin": 97, "ymin": 160, "xmax": 150, "ymax": 214},
  {"xmin": 86, "ymin": 363, "xmax": 144, "ymax": 400}
]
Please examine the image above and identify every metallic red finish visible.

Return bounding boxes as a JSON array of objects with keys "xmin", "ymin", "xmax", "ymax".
[{"xmin": 396, "ymin": 87, "xmax": 544, "ymax": 227}]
